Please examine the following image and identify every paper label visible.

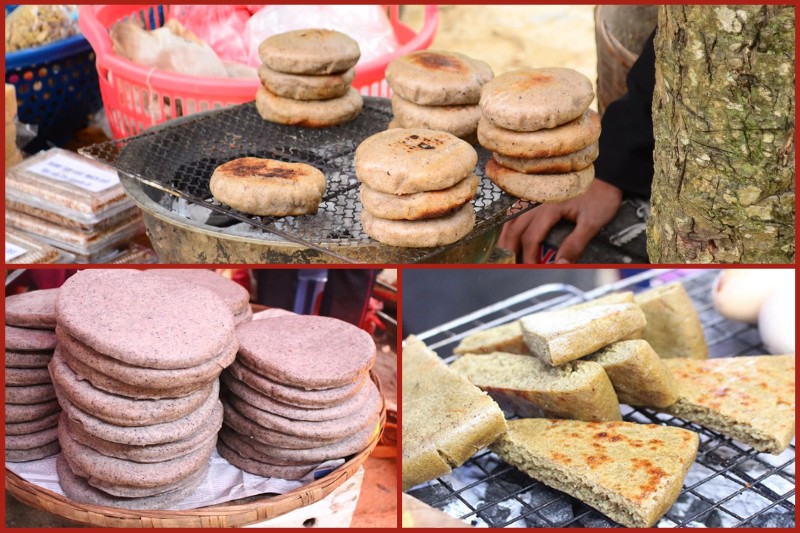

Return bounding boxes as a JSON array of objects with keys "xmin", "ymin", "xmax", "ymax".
[
  {"xmin": 6, "ymin": 242, "xmax": 27, "ymax": 261},
  {"xmin": 26, "ymin": 153, "xmax": 119, "ymax": 193}
]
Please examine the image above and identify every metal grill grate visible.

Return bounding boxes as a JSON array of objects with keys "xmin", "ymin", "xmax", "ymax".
[
  {"xmin": 79, "ymin": 98, "xmax": 534, "ymax": 264},
  {"xmin": 410, "ymin": 269, "xmax": 795, "ymax": 528}
]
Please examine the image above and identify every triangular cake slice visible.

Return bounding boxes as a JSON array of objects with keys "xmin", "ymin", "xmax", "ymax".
[
  {"xmin": 453, "ymin": 292, "xmax": 635, "ymax": 355},
  {"xmin": 402, "ymin": 336, "xmax": 507, "ymax": 490},
  {"xmin": 662, "ymin": 355, "xmax": 795, "ymax": 454},
  {"xmin": 491, "ymin": 419, "xmax": 698, "ymax": 527},
  {"xmin": 451, "ymin": 352, "xmax": 621, "ymax": 421}
]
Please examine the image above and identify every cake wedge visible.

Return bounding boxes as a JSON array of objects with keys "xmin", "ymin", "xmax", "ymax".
[{"xmin": 491, "ymin": 419, "xmax": 698, "ymax": 527}]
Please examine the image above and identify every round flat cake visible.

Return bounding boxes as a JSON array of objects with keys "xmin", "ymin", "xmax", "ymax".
[
  {"xmin": 56, "ymin": 269, "xmax": 235, "ymax": 370},
  {"xmin": 5, "ymin": 289, "xmax": 58, "ymax": 329},
  {"xmin": 235, "ymin": 316, "xmax": 376, "ymax": 389}
]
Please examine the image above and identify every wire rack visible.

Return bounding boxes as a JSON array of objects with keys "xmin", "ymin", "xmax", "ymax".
[
  {"xmin": 79, "ymin": 98, "xmax": 534, "ymax": 264},
  {"xmin": 411, "ymin": 269, "xmax": 796, "ymax": 528}
]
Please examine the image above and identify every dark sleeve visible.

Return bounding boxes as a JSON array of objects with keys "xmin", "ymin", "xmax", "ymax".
[{"xmin": 593, "ymin": 30, "xmax": 656, "ymax": 198}]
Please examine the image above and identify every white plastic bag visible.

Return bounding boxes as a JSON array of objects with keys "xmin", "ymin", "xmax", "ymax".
[{"xmin": 244, "ymin": 5, "xmax": 399, "ymax": 68}]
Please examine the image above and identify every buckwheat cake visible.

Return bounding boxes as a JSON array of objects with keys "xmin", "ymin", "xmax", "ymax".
[
  {"xmin": 234, "ymin": 315, "xmax": 376, "ymax": 389},
  {"xmin": 6, "ymin": 367, "xmax": 52, "ymax": 386},
  {"xmin": 5, "ymin": 325, "xmax": 58, "ymax": 352},
  {"xmin": 62, "ymin": 405, "xmax": 222, "ymax": 463},
  {"xmin": 209, "ymin": 157, "xmax": 327, "ymax": 217},
  {"xmin": 6, "ymin": 383, "xmax": 56, "ymax": 405},
  {"xmin": 402, "ymin": 336, "xmax": 506, "ymax": 490},
  {"xmin": 355, "ymin": 129, "xmax": 478, "ymax": 195},
  {"xmin": 491, "ymin": 419, "xmax": 698, "ymax": 528},
  {"xmin": 56, "ymin": 455, "xmax": 208, "ymax": 511},
  {"xmin": 258, "ymin": 64, "xmax": 355, "ymax": 101},
  {"xmin": 386, "ymin": 50, "xmax": 493, "ymax": 106},
  {"xmin": 450, "ymin": 352, "xmax": 621, "ymax": 421},
  {"xmin": 222, "ymin": 406, "xmax": 347, "ymax": 449},
  {"xmin": 49, "ymin": 350, "xmax": 218, "ymax": 427},
  {"xmin": 493, "ymin": 143, "xmax": 599, "ymax": 174},
  {"xmin": 5, "ymin": 289, "xmax": 59, "ymax": 329},
  {"xmin": 58, "ymin": 422, "xmax": 216, "ymax": 491},
  {"xmin": 255, "ymin": 86, "xmax": 363, "ymax": 128},
  {"xmin": 358, "ymin": 174, "xmax": 478, "ymax": 221},
  {"xmin": 227, "ymin": 360, "xmax": 365, "ymax": 407},
  {"xmin": 6, "ymin": 412, "xmax": 60, "ymax": 435},
  {"xmin": 661, "ymin": 355, "xmax": 795, "ymax": 454},
  {"xmin": 221, "ymin": 371, "xmax": 372, "ymax": 422},
  {"xmin": 217, "ymin": 422, "xmax": 379, "ymax": 465},
  {"xmin": 216, "ymin": 440, "xmax": 318, "ymax": 480},
  {"xmin": 58, "ymin": 328, "xmax": 235, "ymax": 392},
  {"xmin": 585, "ymin": 340, "xmax": 679, "ymax": 408},
  {"xmin": 454, "ymin": 292, "xmax": 635, "ymax": 355},
  {"xmin": 480, "ymin": 68, "xmax": 594, "ymax": 131},
  {"xmin": 58, "ymin": 347, "xmax": 214, "ymax": 400},
  {"xmin": 360, "ymin": 203, "xmax": 476, "ymax": 248},
  {"xmin": 485, "ymin": 159, "xmax": 595, "ymax": 203},
  {"xmin": 6, "ymin": 399, "xmax": 61, "ymax": 423},
  {"xmin": 57, "ymin": 391, "xmax": 221, "ymax": 447},
  {"xmin": 634, "ymin": 282, "xmax": 708, "ymax": 359},
  {"xmin": 55, "ymin": 269, "xmax": 236, "ymax": 369},
  {"xmin": 477, "ymin": 110, "xmax": 602, "ymax": 159},
  {"xmin": 144, "ymin": 269, "xmax": 253, "ymax": 325},
  {"xmin": 226, "ymin": 381, "xmax": 380, "ymax": 439},
  {"xmin": 521, "ymin": 303, "xmax": 647, "ymax": 365},
  {"xmin": 6, "ymin": 350, "xmax": 54, "ymax": 368},
  {"xmin": 391, "ymin": 95, "xmax": 483, "ymax": 139},
  {"xmin": 258, "ymin": 29, "xmax": 360, "ymax": 75}
]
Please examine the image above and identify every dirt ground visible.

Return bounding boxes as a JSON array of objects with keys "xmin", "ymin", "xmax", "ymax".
[{"xmin": 401, "ymin": 5, "xmax": 598, "ymax": 99}]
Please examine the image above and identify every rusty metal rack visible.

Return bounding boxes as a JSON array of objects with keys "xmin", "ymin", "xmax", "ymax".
[
  {"xmin": 411, "ymin": 269, "xmax": 795, "ymax": 528},
  {"xmin": 79, "ymin": 98, "xmax": 534, "ymax": 264}
]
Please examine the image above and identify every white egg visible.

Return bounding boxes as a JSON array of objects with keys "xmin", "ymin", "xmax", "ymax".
[
  {"xmin": 758, "ymin": 288, "xmax": 796, "ymax": 355},
  {"xmin": 711, "ymin": 269, "xmax": 794, "ymax": 324}
]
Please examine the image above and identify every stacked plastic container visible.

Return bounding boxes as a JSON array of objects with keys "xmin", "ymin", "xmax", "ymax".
[{"xmin": 5, "ymin": 148, "xmax": 143, "ymax": 263}]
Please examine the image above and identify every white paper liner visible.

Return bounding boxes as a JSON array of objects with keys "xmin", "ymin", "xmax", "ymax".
[{"xmin": 6, "ymin": 449, "xmax": 345, "ymax": 511}]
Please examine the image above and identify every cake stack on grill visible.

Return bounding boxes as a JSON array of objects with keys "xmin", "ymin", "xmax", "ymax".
[
  {"xmin": 50, "ymin": 269, "xmax": 236, "ymax": 509},
  {"xmin": 255, "ymin": 29, "xmax": 363, "ymax": 128},
  {"xmin": 219, "ymin": 315, "xmax": 383, "ymax": 479},
  {"xmin": 478, "ymin": 68, "xmax": 601, "ymax": 204},
  {"xmin": 5, "ymin": 290, "xmax": 61, "ymax": 462},
  {"xmin": 355, "ymin": 129, "xmax": 479, "ymax": 248},
  {"xmin": 385, "ymin": 50, "xmax": 494, "ymax": 143}
]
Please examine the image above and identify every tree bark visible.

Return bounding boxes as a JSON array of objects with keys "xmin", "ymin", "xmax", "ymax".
[{"xmin": 648, "ymin": 5, "xmax": 795, "ymax": 263}]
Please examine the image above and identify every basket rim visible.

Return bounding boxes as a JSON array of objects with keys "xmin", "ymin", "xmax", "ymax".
[
  {"xmin": 5, "ymin": 371, "xmax": 387, "ymax": 527},
  {"xmin": 5, "ymin": 34, "xmax": 93, "ymax": 71},
  {"xmin": 594, "ymin": 5, "xmax": 639, "ymax": 66},
  {"xmin": 78, "ymin": 4, "xmax": 438, "ymax": 93}
]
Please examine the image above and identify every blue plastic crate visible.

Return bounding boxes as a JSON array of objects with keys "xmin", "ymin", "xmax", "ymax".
[{"xmin": 5, "ymin": 7, "xmax": 103, "ymax": 150}]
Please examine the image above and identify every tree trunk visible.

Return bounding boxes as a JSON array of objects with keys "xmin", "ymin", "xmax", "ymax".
[{"xmin": 648, "ymin": 5, "xmax": 795, "ymax": 263}]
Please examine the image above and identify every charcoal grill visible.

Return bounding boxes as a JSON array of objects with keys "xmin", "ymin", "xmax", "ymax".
[
  {"xmin": 79, "ymin": 98, "xmax": 534, "ymax": 264},
  {"xmin": 410, "ymin": 269, "xmax": 795, "ymax": 528}
]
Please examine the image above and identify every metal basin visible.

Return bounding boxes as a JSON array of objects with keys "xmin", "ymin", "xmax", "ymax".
[{"xmin": 121, "ymin": 175, "xmax": 500, "ymax": 264}]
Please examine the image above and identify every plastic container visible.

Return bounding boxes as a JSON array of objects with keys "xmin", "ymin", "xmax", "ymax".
[
  {"xmin": 5, "ymin": 228, "xmax": 61, "ymax": 264},
  {"xmin": 5, "ymin": 210, "xmax": 144, "ymax": 262},
  {"xmin": 78, "ymin": 5, "xmax": 438, "ymax": 139},
  {"xmin": 5, "ymin": 148, "xmax": 136, "ymax": 226},
  {"xmin": 5, "ymin": 7, "xmax": 104, "ymax": 149}
]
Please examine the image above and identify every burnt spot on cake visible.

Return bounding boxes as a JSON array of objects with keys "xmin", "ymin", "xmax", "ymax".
[{"xmin": 411, "ymin": 52, "xmax": 466, "ymax": 73}]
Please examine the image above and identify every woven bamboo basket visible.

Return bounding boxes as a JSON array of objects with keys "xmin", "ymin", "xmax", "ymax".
[
  {"xmin": 6, "ymin": 372, "xmax": 387, "ymax": 528},
  {"xmin": 595, "ymin": 5, "xmax": 658, "ymax": 114}
]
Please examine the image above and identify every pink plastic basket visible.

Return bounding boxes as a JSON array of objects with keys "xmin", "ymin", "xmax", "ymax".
[{"xmin": 78, "ymin": 5, "xmax": 438, "ymax": 139}]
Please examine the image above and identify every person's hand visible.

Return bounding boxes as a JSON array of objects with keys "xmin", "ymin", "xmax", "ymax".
[{"xmin": 499, "ymin": 179, "xmax": 623, "ymax": 264}]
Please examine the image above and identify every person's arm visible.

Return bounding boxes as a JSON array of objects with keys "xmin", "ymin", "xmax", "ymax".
[{"xmin": 499, "ymin": 30, "xmax": 656, "ymax": 263}]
